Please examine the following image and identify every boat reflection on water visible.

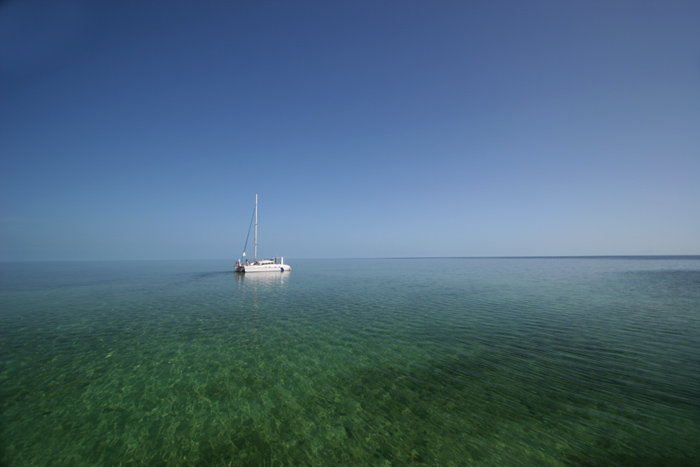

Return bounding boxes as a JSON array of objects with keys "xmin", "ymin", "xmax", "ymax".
[
  {"xmin": 234, "ymin": 266, "xmax": 289, "ymax": 315},
  {"xmin": 234, "ymin": 269, "xmax": 289, "ymax": 287}
]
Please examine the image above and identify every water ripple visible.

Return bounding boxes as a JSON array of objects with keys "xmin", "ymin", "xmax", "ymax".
[{"xmin": 1, "ymin": 258, "xmax": 699, "ymax": 466}]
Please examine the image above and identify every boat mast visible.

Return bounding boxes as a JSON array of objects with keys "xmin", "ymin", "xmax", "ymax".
[{"xmin": 254, "ymin": 193, "xmax": 258, "ymax": 262}]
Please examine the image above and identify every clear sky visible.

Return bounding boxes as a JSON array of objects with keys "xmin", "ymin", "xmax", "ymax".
[{"xmin": 1, "ymin": 0, "xmax": 699, "ymax": 261}]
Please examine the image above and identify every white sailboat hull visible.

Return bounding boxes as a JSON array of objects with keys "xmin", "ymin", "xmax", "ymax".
[{"xmin": 236, "ymin": 263, "xmax": 291, "ymax": 273}]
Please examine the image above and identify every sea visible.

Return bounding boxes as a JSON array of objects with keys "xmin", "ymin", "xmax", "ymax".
[{"xmin": 1, "ymin": 257, "xmax": 699, "ymax": 466}]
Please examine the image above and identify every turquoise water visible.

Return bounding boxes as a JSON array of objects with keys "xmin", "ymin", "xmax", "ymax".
[{"xmin": 1, "ymin": 257, "xmax": 699, "ymax": 466}]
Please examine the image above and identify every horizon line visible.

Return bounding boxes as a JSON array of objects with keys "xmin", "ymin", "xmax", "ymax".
[{"xmin": 2, "ymin": 254, "xmax": 700, "ymax": 263}]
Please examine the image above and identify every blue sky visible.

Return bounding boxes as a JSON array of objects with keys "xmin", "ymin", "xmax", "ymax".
[{"xmin": 1, "ymin": 0, "xmax": 699, "ymax": 260}]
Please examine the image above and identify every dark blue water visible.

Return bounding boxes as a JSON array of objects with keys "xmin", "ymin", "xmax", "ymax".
[{"xmin": 1, "ymin": 257, "xmax": 699, "ymax": 466}]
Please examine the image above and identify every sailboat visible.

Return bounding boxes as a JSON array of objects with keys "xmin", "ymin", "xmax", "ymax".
[{"xmin": 234, "ymin": 194, "xmax": 291, "ymax": 273}]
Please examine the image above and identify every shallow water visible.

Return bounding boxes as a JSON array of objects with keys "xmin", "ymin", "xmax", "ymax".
[{"xmin": 1, "ymin": 257, "xmax": 699, "ymax": 466}]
